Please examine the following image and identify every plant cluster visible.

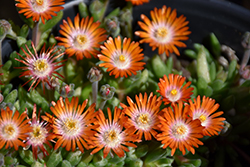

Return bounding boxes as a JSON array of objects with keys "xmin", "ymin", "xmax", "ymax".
[{"xmin": 0, "ymin": 0, "xmax": 249, "ymax": 167}]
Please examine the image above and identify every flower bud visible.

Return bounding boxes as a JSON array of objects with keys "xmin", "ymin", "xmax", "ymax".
[
  {"xmin": 87, "ymin": 67, "xmax": 103, "ymax": 83},
  {"xmin": 100, "ymin": 84, "xmax": 115, "ymax": 100},
  {"xmin": 104, "ymin": 17, "xmax": 120, "ymax": 37},
  {"xmin": 0, "ymin": 19, "xmax": 16, "ymax": 40}
]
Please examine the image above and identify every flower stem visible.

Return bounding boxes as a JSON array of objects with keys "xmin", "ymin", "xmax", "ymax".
[
  {"xmin": 32, "ymin": 22, "xmax": 41, "ymax": 47},
  {"xmin": 98, "ymin": 99, "xmax": 107, "ymax": 110},
  {"xmin": 92, "ymin": 81, "xmax": 98, "ymax": 105}
]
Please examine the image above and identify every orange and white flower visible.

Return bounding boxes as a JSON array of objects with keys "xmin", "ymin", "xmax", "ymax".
[
  {"xmin": 15, "ymin": 43, "xmax": 65, "ymax": 92},
  {"xmin": 98, "ymin": 36, "xmax": 145, "ymax": 78},
  {"xmin": 135, "ymin": 5, "xmax": 191, "ymax": 56},
  {"xmin": 157, "ymin": 102, "xmax": 204, "ymax": 156},
  {"xmin": 90, "ymin": 107, "xmax": 139, "ymax": 158},
  {"xmin": 56, "ymin": 14, "xmax": 107, "ymax": 60},
  {"xmin": 120, "ymin": 92, "xmax": 162, "ymax": 140},
  {"xmin": 15, "ymin": 0, "xmax": 65, "ymax": 24},
  {"xmin": 157, "ymin": 74, "xmax": 193, "ymax": 105},
  {"xmin": 42, "ymin": 97, "xmax": 98, "ymax": 153},
  {"xmin": 188, "ymin": 95, "xmax": 226, "ymax": 136},
  {"xmin": 0, "ymin": 107, "xmax": 32, "ymax": 150}
]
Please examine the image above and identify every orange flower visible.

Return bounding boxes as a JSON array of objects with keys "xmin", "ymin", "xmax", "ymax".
[
  {"xmin": 0, "ymin": 107, "xmax": 32, "ymax": 150},
  {"xmin": 157, "ymin": 74, "xmax": 193, "ymax": 105},
  {"xmin": 56, "ymin": 14, "xmax": 107, "ymax": 60},
  {"xmin": 42, "ymin": 97, "xmax": 98, "ymax": 153},
  {"xmin": 98, "ymin": 36, "xmax": 145, "ymax": 78},
  {"xmin": 25, "ymin": 104, "xmax": 57, "ymax": 160},
  {"xmin": 15, "ymin": 43, "xmax": 65, "ymax": 92},
  {"xmin": 120, "ymin": 92, "xmax": 162, "ymax": 140},
  {"xmin": 135, "ymin": 5, "xmax": 191, "ymax": 56},
  {"xmin": 188, "ymin": 95, "xmax": 226, "ymax": 136},
  {"xmin": 15, "ymin": 0, "xmax": 65, "ymax": 24},
  {"xmin": 90, "ymin": 107, "xmax": 139, "ymax": 158},
  {"xmin": 126, "ymin": 0, "xmax": 149, "ymax": 5},
  {"xmin": 157, "ymin": 102, "xmax": 204, "ymax": 156}
]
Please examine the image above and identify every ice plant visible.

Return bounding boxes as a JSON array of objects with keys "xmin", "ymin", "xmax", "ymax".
[
  {"xmin": 188, "ymin": 95, "xmax": 226, "ymax": 136},
  {"xmin": 56, "ymin": 14, "xmax": 107, "ymax": 60},
  {"xmin": 15, "ymin": 0, "xmax": 65, "ymax": 24},
  {"xmin": 42, "ymin": 97, "xmax": 98, "ymax": 153},
  {"xmin": 157, "ymin": 102, "xmax": 204, "ymax": 156},
  {"xmin": 126, "ymin": 0, "xmax": 149, "ymax": 6},
  {"xmin": 98, "ymin": 36, "xmax": 145, "ymax": 78},
  {"xmin": 90, "ymin": 107, "xmax": 139, "ymax": 158},
  {"xmin": 0, "ymin": 107, "xmax": 32, "ymax": 151},
  {"xmin": 25, "ymin": 104, "xmax": 57, "ymax": 160},
  {"xmin": 157, "ymin": 74, "xmax": 193, "ymax": 105},
  {"xmin": 135, "ymin": 5, "xmax": 191, "ymax": 56},
  {"xmin": 120, "ymin": 92, "xmax": 162, "ymax": 140},
  {"xmin": 15, "ymin": 42, "xmax": 65, "ymax": 92}
]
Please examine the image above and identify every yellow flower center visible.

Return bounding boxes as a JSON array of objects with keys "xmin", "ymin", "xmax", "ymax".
[
  {"xmin": 76, "ymin": 35, "xmax": 88, "ymax": 45},
  {"xmin": 199, "ymin": 115, "xmax": 206, "ymax": 122},
  {"xmin": 65, "ymin": 119, "xmax": 77, "ymax": 130},
  {"xmin": 137, "ymin": 114, "xmax": 149, "ymax": 125},
  {"xmin": 4, "ymin": 125, "xmax": 15, "ymax": 136},
  {"xmin": 33, "ymin": 126, "xmax": 42, "ymax": 138},
  {"xmin": 155, "ymin": 27, "xmax": 168, "ymax": 38},
  {"xmin": 34, "ymin": 59, "xmax": 48, "ymax": 72},
  {"xmin": 170, "ymin": 89, "xmax": 178, "ymax": 96},
  {"xmin": 176, "ymin": 125, "xmax": 187, "ymax": 135},
  {"xmin": 119, "ymin": 55, "xmax": 126, "ymax": 62},
  {"xmin": 107, "ymin": 130, "xmax": 117, "ymax": 141},
  {"xmin": 36, "ymin": 0, "xmax": 43, "ymax": 5}
]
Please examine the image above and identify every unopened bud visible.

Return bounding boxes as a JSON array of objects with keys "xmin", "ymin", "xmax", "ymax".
[
  {"xmin": 104, "ymin": 17, "xmax": 120, "ymax": 37},
  {"xmin": 0, "ymin": 19, "xmax": 16, "ymax": 40},
  {"xmin": 87, "ymin": 67, "xmax": 103, "ymax": 83},
  {"xmin": 100, "ymin": 84, "xmax": 115, "ymax": 100}
]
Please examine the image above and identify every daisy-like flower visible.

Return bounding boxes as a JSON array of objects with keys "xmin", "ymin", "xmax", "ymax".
[
  {"xmin": 90, "ymin": 107, "xmax": 140, "ymax": 158},
  {"xmin": 25, "ymin": 104, "xmax": 57, "ymax": 160},
  {"xmin": 135, "ymin": 5, "xmax": 191, "ymax": 56},
  {"xmin": 56, "ymin": 14, "xmax": 107, "ymax": 60},
  {"xmin": 0, "ymin": 65, "xmax": 3, "ymax": 85},
  {"xmin": 188, "ymin": 95, "xmax": 226, "ymax": 136},
  {"xmin": 15, "ymin": 42, "xmax": 65, "ymax": 92},
  {"xmin": 0, "ymin": 107, "xmax": 32, "ymax": 151},
  {"xmin": 98, "ymin": 36, "xmax": 145, "ymax": 78},
  {"xmin": 15, "ymin": 0, "xmax": 65, "ymax": 24},
  {"xmin": 126, "ymin": 0, "xmax": 149, "ymax": 6},
  {"xmin": 120, "ymin": 92, "xmax": 162, "ymax": 140},
  {"xmin": 42, "ymin": 97, "xmax": 98, "ymax": 153},
  {"xmin": 157, "ymin": 102, "xmax": 204, "ymax": 156},
  {"xmin": 157, "ymin": 74, "xmax": 193, "ymax": 105}
]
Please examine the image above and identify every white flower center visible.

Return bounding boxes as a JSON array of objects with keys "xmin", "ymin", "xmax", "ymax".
[
  {"xmin": 165, "ymin": 88, "xmax": 181, "ymax": 102},
  {"xmin": 172, "ymin": 124, "xmax": 188, "ymax": 139},
  {"xmin": 2, "ymin": 124, "xmax": 17, "ymax": 140},
  {"xmin": 29, "ymin": 125, "xmax": 47, "ymax": 146}
]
